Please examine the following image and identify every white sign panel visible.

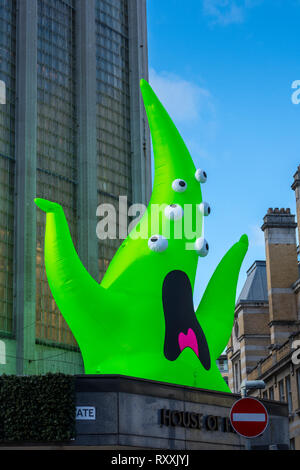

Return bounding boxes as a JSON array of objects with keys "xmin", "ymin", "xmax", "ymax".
[
  {"xmin": 0, "ymin": 81, "xmax": 6, "ymax": 104},
  {"xmin": 0, "ymin": 340, "xmax": 6, "ymax": 364},
  {"xmin": 76, "ymin": 406, "xmax": 96, "ymax": 420}
]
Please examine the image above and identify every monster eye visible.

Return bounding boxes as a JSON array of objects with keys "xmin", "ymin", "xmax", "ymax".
[
  {"xmin": 172, "ymin": 179, "xmax": 187, "ymax": 192},
  {"xmin": 148, "ymin": 235, "xmax": 168, "ymax": 252},
  {"xmin": 199, "ymin": 202, "xmax": 211, "ymax": 216},
  {"xmin": 195, "ymin": 237, "xmax": 209, "ymax": 257},
  {"xmin": 164, "ymin": 204, "xmax": 184, "ymax": 220},
  {"xmin": 195, "ymin": 169, "xmax": 207, "ymax": 183}
]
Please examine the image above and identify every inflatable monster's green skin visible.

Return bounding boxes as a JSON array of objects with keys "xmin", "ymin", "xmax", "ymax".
[{"xmin": 35, "ymin": 79, "xmax": 248, "ymax": 392}]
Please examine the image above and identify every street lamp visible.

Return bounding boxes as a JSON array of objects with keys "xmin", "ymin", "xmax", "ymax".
[{"xmin": 241, "ymin": 380, "xmax": 266, "ymax": 398}]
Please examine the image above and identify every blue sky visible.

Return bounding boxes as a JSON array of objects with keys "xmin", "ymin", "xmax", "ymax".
[{"xmin": 146, "ymin": 0, "xmax": 300, "ymax": 305}]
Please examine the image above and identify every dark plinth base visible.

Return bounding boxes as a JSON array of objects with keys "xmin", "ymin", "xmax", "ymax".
[{"xmin": 72, "ymin": 375, "xmax": 289, "ymax": 450}]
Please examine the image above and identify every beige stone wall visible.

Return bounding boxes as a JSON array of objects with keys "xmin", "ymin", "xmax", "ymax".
[
  {"xmin": 265, "ymin": 244, "xmax": 298, "ymax": 288},
  {"xmin": 227, "ymin": 304, "xmax": 270, "ymax": 387},
  {"xmin": 265, "ymin": 243, "xmax": 298, "ymax": 328},
  {"xmin": 239, "ymin": 337, "xmax": 270, "ymax": 378},
  {"xmin": 240, "ymin": 306, "xmax": 270, "ymax": 335},
  {"xmin": 264, "ymin": 223, "xmax": 298, "ymax": 344},
  {"xmin": 268, "ymin": 293, "xmax": 297, "ymax": 322}
]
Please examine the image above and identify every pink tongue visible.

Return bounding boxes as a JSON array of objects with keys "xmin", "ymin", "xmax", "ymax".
[{"xmin": 178, "ymin": 328, "xmax": 199, "ymax": 357}]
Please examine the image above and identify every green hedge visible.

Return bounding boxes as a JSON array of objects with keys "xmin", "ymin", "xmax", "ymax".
[{"xmin": 0, "ymin": 373, "xmax": 76, "ymax": 442}]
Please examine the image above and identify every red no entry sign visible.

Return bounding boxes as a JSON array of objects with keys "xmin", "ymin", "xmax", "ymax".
[{"xmin": 230, "ymin": 397, "xmax": 268, "ymax": 438}]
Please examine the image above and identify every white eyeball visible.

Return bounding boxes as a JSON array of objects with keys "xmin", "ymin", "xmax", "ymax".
[
  {"xmin": 164, "ymin": 204, "xmax": 184, "ymax": 220},
  {"xmin": 172, "ymin": 179, "xmax": 187, "ymax": 192},
  {"xmin": 195, "ymin": 237, "xmax": 209, "ymax": 257},
  {"xmin": 199, "ymin": 202, "xmax": 211, "ymax": 216},
  {"xmin": 195, "ymin": 169, "xmax": 207, "ymax": 183},
  {"xmin": 148, "ymin": 235, "xmax": 168, "ymax": 252}
]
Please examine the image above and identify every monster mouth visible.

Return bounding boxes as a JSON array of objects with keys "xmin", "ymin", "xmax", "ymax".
[
  {"xmin": 162, "ymin": 270, "xmax": 211, "ymax": 370},
  {"xmin": 178, "ymin": 328, "xmax": 199, "ymax": 357}
]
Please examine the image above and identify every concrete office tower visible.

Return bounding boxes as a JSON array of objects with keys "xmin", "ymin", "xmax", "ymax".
[
  {"xmin": 261, "ymin": 208, "xmax": 298, "ymax": 346},
  {"xmin": 0, "ymin": 0, "xmax": 151, "ymax": 375}
]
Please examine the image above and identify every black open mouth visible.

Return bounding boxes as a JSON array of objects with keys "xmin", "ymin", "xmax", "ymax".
[{"xmin": 162, "ymin": 270, "xmax": 211, "ymax": 370}]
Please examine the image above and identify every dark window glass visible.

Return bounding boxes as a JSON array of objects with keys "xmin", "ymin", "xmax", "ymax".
[
  {"xmin": 95, "ymin": 0, "xmax": 132, "ymax": 281},
  {"xmin": 279, "ymin": 379, "xmax": 285, "ymax": 402},
  {"xmin": 285, "ymin": 376, "xmax": 292, "ymax": 413},
  {"xmin": 36, "ymin": 0, "xmax": 77, "ymax": 346},
  {"xmin": 0, "ymin": 0, "xmax": 16, "ymax": 333}
]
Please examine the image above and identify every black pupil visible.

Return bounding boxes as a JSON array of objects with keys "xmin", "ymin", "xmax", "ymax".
[
  {"xmin": 207, "ymin": 207, "xmax": 211, "ymax": 214},
  {"xmin": 206, "ymin": 243, "xmax": 209, "ymax": 250},
  {"xmin": 151, "ymin": 237, "xmax": 158, "ymax": 242},
  {"xmin": 179, "ymin": 180, "xmax": 185, "ymax": 187},
  {"xmin": 203, "ymin": 172, "xmax": 207, "ymax": 178}
]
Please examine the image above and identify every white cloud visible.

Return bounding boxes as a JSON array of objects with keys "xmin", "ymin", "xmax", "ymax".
[
  {"xmin": 148, "ymin": 69, "xmax": 217, "ymax": 163},
  {"xmin": 185, "ymin": 139, "xmax": 212, "ymax": 161},
  {"xmin": 203, "ymin": 0, "xmax": 261, "ymax": 26},
  {"xmin": 249, "ymin": 224, "xmax": 265, "ymax": 247},
  {"xmin": 149, "ymin": 68, "xmax": 214, "ymax": 123}
]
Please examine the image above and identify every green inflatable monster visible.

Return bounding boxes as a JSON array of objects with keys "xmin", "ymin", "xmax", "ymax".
[{"xmin": 35, "ymin": 79, "xmax": 248, "ymax": 392}]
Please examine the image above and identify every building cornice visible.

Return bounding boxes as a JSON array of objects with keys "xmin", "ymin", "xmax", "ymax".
[{"xmin": 234, "ymin": 300, "xmax": 269, "ymax": 314}]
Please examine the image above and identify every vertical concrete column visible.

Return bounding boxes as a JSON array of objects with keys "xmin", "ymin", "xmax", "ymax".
[
  {"xmin": 261, "ymin": 208, "xmax": 298, "ymax": 346},
  {"xmin": 75, "ymin": 0, "xmax": 99, "ymax": 281},
  {"xmin": 128, "ymin": 0, "xmax": 152, "ymax": 205},
  {"xmin": 14, "ymin": 0, "xmax": 38, "ymax": 374}
]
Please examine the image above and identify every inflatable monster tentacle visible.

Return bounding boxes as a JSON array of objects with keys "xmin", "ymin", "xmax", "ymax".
[
  {"xmin": 195, "ymin": 234, "xmax": 249, "ymax": 361},
  {"xmin": 139, "ymin": 79, "xmax": 200, "ymax": 206},
  {"xmin": 34, "ymin": 198, "xmax": 110, "ymax": 347},
  {"xmin": 35, "ymin": 80, "xmax": 248, "ymax": 391}
]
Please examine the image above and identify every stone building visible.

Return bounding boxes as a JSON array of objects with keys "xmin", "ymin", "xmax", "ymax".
[{"xmin": 227, "ymin": 166, "xmax": 300, "ymax": 450}]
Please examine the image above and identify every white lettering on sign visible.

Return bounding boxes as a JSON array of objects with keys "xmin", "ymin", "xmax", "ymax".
[
  {"xmin": 76, "ymin": 406, "xmax": 96, "ymax": 420},
  {"xmin": 0, "ymin": 340, "xmax": 6, "ymax": 364},
  {"xmin": 232, "ymin": 413, "xmax": 266, "ymax": 422},
  {"xmin": 0, "ymin": 81, "xmax": 5, "ymax": 104}
]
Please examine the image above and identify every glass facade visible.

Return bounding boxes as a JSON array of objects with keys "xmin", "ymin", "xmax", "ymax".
[
  {"xmin": 0, "ymin": 0, "xmax": 15, "ymax": 333},
  {"xmin": 0, "ymin": 0, "xmax": 149, "ymax": 370},
  {"xmin": 95, "ymin": 0, "xmax": 132, "ymax": 280},
  {"xmin": 35, "ymin": 0, "xmax": 133, "ymax": 342},
  {"xmin": 36, "ymin": 0, "xmax": 77, "ymax": 346}
]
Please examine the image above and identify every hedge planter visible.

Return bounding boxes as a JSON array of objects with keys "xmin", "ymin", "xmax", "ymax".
[{"xmin": 0, "ymin": 373, "xmax": 76, "ymax": 442}]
